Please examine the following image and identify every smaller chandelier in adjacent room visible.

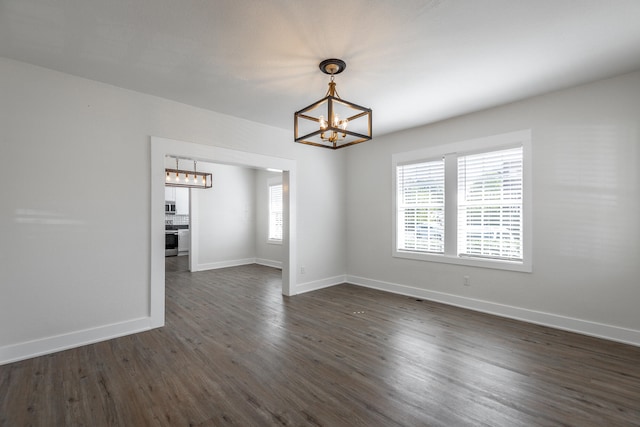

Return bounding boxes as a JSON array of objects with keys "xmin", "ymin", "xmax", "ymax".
[
  {"xmin": 294, "ymin": 59, "xmax": 372, "ymax": 149},
  {"xmin": 165, "ymin": 158, "xmax": 212, "ymax": 189}
]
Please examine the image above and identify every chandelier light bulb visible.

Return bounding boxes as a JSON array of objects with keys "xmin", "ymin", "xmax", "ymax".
[
  {"xmin": 166, "ymin": 171, "xmax": 171, "ymax": 182},
  {"xmin": 319, "ymin": 115, "xmax": 328, "ymax": 130}
]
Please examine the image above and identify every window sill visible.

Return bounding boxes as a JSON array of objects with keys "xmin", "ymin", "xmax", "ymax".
[
  {"xmin": 267, "ymin": 239, "xmax": 283, "ymax": 245},
  {"xmin": 393, "ymin": 250, "xmax": 531, "ymax": 273}
]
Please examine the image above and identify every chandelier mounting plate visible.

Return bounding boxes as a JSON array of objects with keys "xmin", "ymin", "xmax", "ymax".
[{"xmin": 319, "ymin": 59, "xmax": 346, "ymax": 75}]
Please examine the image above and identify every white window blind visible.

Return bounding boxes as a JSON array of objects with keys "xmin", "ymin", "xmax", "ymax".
[
  {"xmin": 457, "ymin": 146, "xmax": 523, "ymax": 260},
  {"xmin": 397, "ymin": 159, "xmax": 445, "ymax": 253},
  {"xmin": 268, "ymin": 184, "xmax": 283, "ymax": 241}
]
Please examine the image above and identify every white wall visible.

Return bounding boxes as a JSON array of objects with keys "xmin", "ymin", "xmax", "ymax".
[
  {"xmin": 255, "ymin": 170, "xmax": 284, "ymax": 268},
  {"xmin": 0, "ymin": 57, "xmax": 347, "ymax": 364},
  {"xmin": 346, "ymin": 71, "xmax": 640, "ymax": 344},
  {"xmin": 191, "ymin": 163, "xmax": 257, "ymax": 270}
]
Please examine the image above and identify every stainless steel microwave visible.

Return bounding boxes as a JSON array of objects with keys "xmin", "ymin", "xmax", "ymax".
[{"xmin": 165, "ymin": 201, "xmax": 176, "ymax": 214}]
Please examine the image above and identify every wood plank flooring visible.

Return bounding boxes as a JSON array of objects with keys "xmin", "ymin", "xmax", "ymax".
[{"xmin": 2, "ymin": 261, "xmax": 640, "ymax": 426}]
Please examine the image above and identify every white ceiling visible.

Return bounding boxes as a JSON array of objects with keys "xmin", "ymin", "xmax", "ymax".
[{"xmin": 2, "ymin": 0, "xmax": 640, "ymax": 137}]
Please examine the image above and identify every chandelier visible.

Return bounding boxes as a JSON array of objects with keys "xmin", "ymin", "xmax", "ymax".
[
  {"xmin": 294, "ymin": 59, "xmax": 372, "ymax": 149},
  {"xmin": 165, "ymin": 158, "xmax": 212, "ymax": 189}
]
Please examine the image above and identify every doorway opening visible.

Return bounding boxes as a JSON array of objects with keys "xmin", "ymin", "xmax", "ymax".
[
  {"xmin": 150, "ymin": 137, "xmax": 297, "ymax": 329},
  {"xmin": 164, "ymin": 161, "xmax": 283, "ymax": 275},
  {"xmin": 164, "ymin": 175, "xmax": 191, "ymax": 272}
]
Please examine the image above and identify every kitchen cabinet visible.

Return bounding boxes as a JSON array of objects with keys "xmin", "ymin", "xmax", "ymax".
[
  {"xmin": 178, "ymin": 229, "xmax": 190, "ymax": 253},
  {"xmin": 165, "ymin": 187, "xmax": 176, "ymax": 201},
  {"xmin": 175, "ymin": 188, "xmax": 189, "ymax": 215},
  {"xmin": 165, "ymin": 187, "xmax": 189, "ymax": 215}
]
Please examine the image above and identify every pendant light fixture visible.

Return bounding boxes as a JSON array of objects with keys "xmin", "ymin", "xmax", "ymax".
[
  {"xmin": 294, "ymin": 59, "xmax": 372, "ymax": 149},
  {"xmin": 165, "ymin": 157, "xmax": 212, "ymax": 189}
]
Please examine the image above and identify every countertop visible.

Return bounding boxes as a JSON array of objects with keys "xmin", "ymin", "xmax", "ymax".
[{"xmin": 165, "ymin": 225, "xmax": 189, "ymax": 231}]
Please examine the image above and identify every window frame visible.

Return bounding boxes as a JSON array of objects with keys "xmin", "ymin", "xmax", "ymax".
[
  {"xmin": 267, "ymin": 178, "xmax": 283, "ymax": 244},
  {"xmin": 392, "ymin": 130, "xmax": 532, "ymax": 272}
]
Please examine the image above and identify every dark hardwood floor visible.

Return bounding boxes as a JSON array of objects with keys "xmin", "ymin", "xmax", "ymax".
[{"xmin": 2, "ymin": 261, "xmax": 640, "ymax": 426}]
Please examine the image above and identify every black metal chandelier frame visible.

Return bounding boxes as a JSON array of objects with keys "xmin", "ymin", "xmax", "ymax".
[{"xmin": 294, "ymin": 59, "xmax": 372, "ymax": 149}]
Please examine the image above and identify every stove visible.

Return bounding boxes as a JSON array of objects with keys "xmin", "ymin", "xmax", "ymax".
[{"xmin": 165, "ymin": 230, "xmax": 178, "ymax": 256}]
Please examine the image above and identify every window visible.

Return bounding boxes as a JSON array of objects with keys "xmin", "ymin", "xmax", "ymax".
[
  {"xmin": 393, "ymin": 130, "xmax": 531, "ymax": 272},
  {"xmin": 458, "ymin": 147, "xmax": 523, "ymax": 260},
  {"xmin": 268, "ymin": 183, "xmax": 283, "ymax": 242},
  {"xmin": 397, "ymin": 158, "xmax": 445, "ymax": 253}
]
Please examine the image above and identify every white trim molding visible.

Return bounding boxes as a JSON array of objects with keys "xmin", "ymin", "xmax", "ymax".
[
  {"xmin": 295, "ymin": 275, "xmax": 346, "ymax": 295},
  {"xmin": 346, "ymin": 275, "xmax": 640, "ymax": 347},
  {"xmin": 256, "ymin": 258, "xmax": 283, "ymax": 269},
  {"xmin": 0, "ymin": 317, "xmax": 152, "ymax": 365},
  {"xmin": 193, "ymin": 258, "xmax": 283, "ymax": 272},
  {"xmin": 192, "ymin": 258, "xmax": 257, "ymax": 272}
]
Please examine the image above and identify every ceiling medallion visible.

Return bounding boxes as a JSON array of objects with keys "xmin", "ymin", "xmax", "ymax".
[{"xmin": 294, "ymin": 59, "xmax": 372, "ymax": 149}]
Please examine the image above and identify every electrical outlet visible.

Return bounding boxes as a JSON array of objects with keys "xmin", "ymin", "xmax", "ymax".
[
  {"xmin": 300, "ymin": 266, "xmax": 306, "ymax": 275},
  {"xmin": 464, "ymin": 276, "xmax": 470, "ymax": 286}
]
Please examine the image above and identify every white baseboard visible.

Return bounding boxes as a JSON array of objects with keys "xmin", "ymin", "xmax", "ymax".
[
  {"xmin": 255, "ymin": 258, "xmax": 283, "ymax": 269},
  {"xmin": 192, "ymin": 258, "xmax": 256, "ymax": 272},
  {"xmin": 346, "ymin": 275, "xmax": 640, "ymax": 347},
  {"xmin": 295, "ymin": 275, "xmax": 346, "ymax": 295},
  {"xmin": 0, "ymin": 317, "xmax": 154, "ymax": 366},
  {"xmin": 9, "ymin": 273, "xmax": 635, "ymax": 366}
]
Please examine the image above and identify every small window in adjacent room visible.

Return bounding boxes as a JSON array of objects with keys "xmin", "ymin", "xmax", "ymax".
[
  {"xmin": 268, "ymin": 183, "xmax": 283, "ymax": 242},
  {"xmin": 392, "ymin": 130, "xmax": 532, "ymax": 272}
]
